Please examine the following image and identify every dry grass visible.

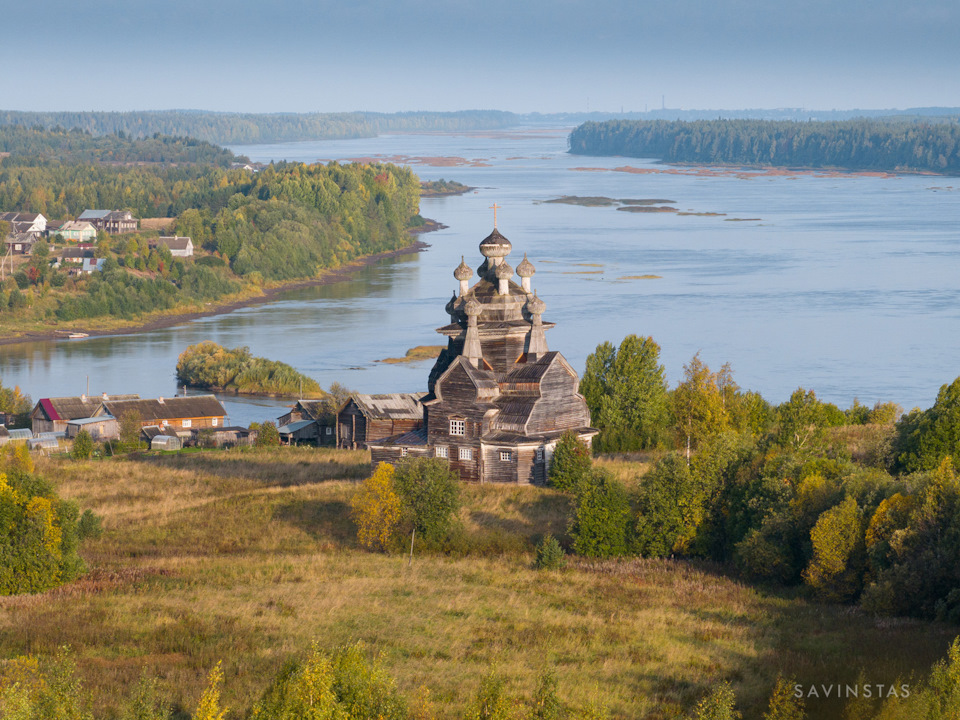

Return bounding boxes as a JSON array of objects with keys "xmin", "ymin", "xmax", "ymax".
[{"xmin": 0, "ymin": 448, "xmax": 954, "ymax": 719}]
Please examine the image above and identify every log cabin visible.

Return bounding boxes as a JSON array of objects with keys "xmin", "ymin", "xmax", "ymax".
[
  {"xmin": 337, "ymin": 393, "xmax": 426, "ymax": 449},
  {"xmin": 368, "ymin": 227, "xmax": 597, "ymax": 483}
]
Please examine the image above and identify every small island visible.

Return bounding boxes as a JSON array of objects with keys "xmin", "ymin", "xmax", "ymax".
[
  {"xmin": 176, "ymin": 341, "xmax": 325, "ymax": 398},
  {"xmin": 419, "ymin": 178, "xmax": 474, "ymax": 196}
]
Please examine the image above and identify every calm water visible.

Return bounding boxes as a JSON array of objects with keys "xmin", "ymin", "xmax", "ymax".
[{"xmin": 2, "ymin": 128, "xmax": 959, "ymax": 424}]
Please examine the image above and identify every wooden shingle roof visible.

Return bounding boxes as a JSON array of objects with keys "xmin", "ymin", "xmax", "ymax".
[
  {"xmin": 99, "ymin": 395, "xmax": 225, "ymax": 421},
  {"xmin": 33, "ymin": 394, "xmax": 139, "ymax": 422},
  {"xmin": 349, "ymin": 393, "xmax": 425, "ymax": 420}
]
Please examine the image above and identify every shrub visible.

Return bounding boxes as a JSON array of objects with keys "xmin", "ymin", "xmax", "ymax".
[
  {"xmin": 0, "ymin": 470, "xmax": 90, "ymax": 595},
  {"xmin": 254, "ymin": 421, "xmax": 281, "ymax": 447},
  {"xmin": 350, "ymin": 463, "xmax": 403, "ymax": 551},
  {"xmin": 533, "ymin": 534, "xmax": 565, "ymax": 570},
  {"xmin": 762, "ymin": 677, "xmax": 804, "ymax": 720},
  {"xmin": 548, "ymin": 431, "xmax": 592, "ymax": 494},
  {"xmin": 393, "ymin": 457, "xmax": 461, "ymax": 544},
  {"xmin": 691, "ymin": 682, "xmax": 741, "ymax": 720},
  {"xmin": 634, "ymin": 453, "xmax": 696, "ymax": 557},
  {"xmin": 569, "ymin": 471, "xmax": 631, "ymax": 559},
  {"xmin": 71, "ymin": 430, "xmax": 94, "ymax": 460},
  {"xmin": 250, "ymin": 642, "xmax": 407, "ymax": 720},
  {"xmin": 466, "ymin": 670, "xmax": 518, "ymax": 720}
]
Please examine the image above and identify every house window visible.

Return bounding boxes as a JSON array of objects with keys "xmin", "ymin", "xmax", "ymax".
[
  {"xmin": 326, "ymin": 427, "xmax": 333, "ymax": 435},
  {"xmin": 535, "ymin": 448, "xmax": 544, "ymax": 463},
  {"xmin": 401, "ymin": 447, "xmax": 408, "ymax": 457},
  {"xmin": 500, "ymin": 450, "xmax": 512, "ymax": 462},
  {"xmin": 212, "ymin": 418, "xmax": 219, "ymax": 427},
  {"xmin": 459, "ymin": 447, "xmax": 473, "ymax": 461},
  {"xmin": 449, "ymin": 419, "xmax": 465, "ymax": 436},
  {"xmin": 182, "ymin": 419, "xmax": 192, "ymax": 428},
  {"xmin": 435, "ymin": 446, "xmax": 448, "ymax": 458}
]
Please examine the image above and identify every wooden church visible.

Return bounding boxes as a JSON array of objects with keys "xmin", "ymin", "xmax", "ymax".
[{"xmin": 369, "ymin": 225, "xmax": 597, "ymax": 483}]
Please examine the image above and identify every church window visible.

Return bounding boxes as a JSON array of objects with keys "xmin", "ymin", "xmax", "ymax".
[
  {"xmin": 500, "ymin": 450, "xmax": 512, "ymax": 462},
  {"xmin": 459, "ymin": 447, "xmax": 473, "ymax": 460},
  {"xmin": 436, "ymin": 446, "xmax": 448, "ymax": 458},
  {"xmin": 450, "ymin": 419, "xmax": 465, "ymax": 436}
]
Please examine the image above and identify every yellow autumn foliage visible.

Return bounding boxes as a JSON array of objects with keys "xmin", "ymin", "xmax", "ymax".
[{"xmin": 349, "ymin": 462, "xmax": 402, "ymax": 551}]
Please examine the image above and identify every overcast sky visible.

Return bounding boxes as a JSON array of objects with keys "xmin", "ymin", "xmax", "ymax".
[{"xmin": 2, "ymin": 0, "xmax": 958, "ymax": 113}]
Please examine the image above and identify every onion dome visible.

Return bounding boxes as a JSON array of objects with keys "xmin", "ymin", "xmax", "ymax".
[
  {"xmin": 516, "ymin": 253, "xmax": 535, "ymax": 278},
  {"xmin": 454, "ymin": 256, "xmax": 473, "ymax": 281},
  {"xmin": 479, "ymin": 228, "xmax": 512, "ymax": 259},
  {"xmin": 495, "ymin": 261, "xmax": 513, "ymax": 280},
  {"xmin": 445, "ymin": 292, "xmax": 459, "ymax": 315},
  {"xmin": 464, "ymin": 298, "xmax": 482, "ymax": 317},
  {"xmin": 526, "ymin": 291, "xmax": 546, "ymax": 316}
]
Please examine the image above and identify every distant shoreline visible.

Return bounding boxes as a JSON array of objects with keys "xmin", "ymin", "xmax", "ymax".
[{"xmin": 0, "ymin": 220, "xmax": 445, "ymax": 348}]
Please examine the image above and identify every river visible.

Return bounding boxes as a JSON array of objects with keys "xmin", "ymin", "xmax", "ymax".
[{"xmin": 2, "ymin": 127, "xmax": 959, "ymax": 425}]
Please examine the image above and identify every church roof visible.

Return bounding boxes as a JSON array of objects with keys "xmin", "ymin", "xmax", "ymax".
[{"xmin": 350, "ymin": 393, "xmax": 425, "ymax": 420}]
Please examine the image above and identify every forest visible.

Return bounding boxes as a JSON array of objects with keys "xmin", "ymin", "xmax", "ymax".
[
  {"xmin": 572, "ymin": 335, "xmax": 960, "ymax": 623},
  {"xmin": 568, "ymin": 118, "xmax": 960, "ymax": 173},
  {"xmin": 0, "ymin": 129, "xmax": 422, "ymax": 325},
  {"xmin": 0, "ymin": 110, "xmax": 518, "ymax": 146}
]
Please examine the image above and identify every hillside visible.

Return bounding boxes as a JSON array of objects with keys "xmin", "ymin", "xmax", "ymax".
[{"xmin": 0, "ymin": 449, "xmax": 953, "ymax": 719}]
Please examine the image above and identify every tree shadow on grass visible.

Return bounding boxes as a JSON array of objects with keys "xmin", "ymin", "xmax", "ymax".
[
  {"xmin": 136, "ymin": 451, "xmax": 370, "ymax": 487},
  {"xmin": 273, "ymin": 498, "xmax": 356, "ymax": 547}
]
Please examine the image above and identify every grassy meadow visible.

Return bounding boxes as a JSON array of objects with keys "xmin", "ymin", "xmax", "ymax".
[{"xmin": 0, "ymin": 447, "xmax": 956, "ymax": 719}]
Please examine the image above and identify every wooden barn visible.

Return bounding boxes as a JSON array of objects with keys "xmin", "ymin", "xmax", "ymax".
[
  {"xmin": 337, "ymin": 393, "xmax": 425, "ymax": 449},
  {"xmin": 96, "ymin": 395, "xmax": 226, "ymax": 431},
  {"xmin": 66, "ymin": 416, "xmax": 118, "ymax": 441},
  {"xmin": 368, "ymin": 227, "xmax": 597, "ymax": 484}
]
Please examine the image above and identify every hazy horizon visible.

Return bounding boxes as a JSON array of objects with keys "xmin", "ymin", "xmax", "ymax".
[{"xmin": 2, "ymin": 0, "xmax": 957, "ymax": 115}]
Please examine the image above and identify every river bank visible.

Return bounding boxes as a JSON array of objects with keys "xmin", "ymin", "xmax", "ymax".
[{"xmin": 0, "ymin": 221, "xmax": 444, "ymax": 348}]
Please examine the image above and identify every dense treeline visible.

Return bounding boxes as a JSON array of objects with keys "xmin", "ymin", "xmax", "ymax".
[
  {"xmin": 0, "ymin": 128, "xmax": 421, "ymax": 323},
  {"xmin": 569, "ymin": 118, "xmax": 960, "ymax": 173},
  {"xmin": 0, "ymin": 126, "xmax": 240, "ymax": 166},
  {"xmin": 176, "ymin": 341, "xmax": 324, "ymax": 397},
  {"xmin": 0, "ymin": 110, "xmax": 518, "ymax": 146},
  {"xmin": 574, "ymin": 335, "xmax": 960, "ymax": 621}
]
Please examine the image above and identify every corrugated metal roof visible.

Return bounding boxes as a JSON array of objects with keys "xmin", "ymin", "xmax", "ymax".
[
  {"xmin": 67, "ymin": 415, "xmax": 115, "ymax": 425},
  {"xmin": 351, "ymin": 393, "xmax": 425, "ymax": 420},
  {"xmin": 78, "ymin": 209, "xmax": 112, "ymax": 220},
  {"xmin": 278, "ymin": 419, "xmax": 315, "ymax": 434}
]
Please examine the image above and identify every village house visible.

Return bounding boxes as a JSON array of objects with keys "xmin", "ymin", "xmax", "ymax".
[
  {"xmin": 77, "ymin": 209, "xmax": 138, "ymax": 234},
  {"xmin": 4, "ymin": 233, "xmax": 37, "ymax": 255},
  {"xmin": 47, "ymin": 220, "xmax": 97, "ymax": 244},
  {"xmin": 277, "ymin": 399, "xmax": 337, "ymax": 446},
  {"xmin": 30, "ymin": 394, "xmax": 141, "ymax": 434},
  {"xmin": 152, "ymin": 235, "xmax": 193, "ymax": 257},
  {"xmin": 0, "ymin": 212, "xmax": 47, "ymax": 235},
  {"xmin": 337, "ymin": 393, "xmax": 426, "ymax": 449},
  {"xmin": 96, "ymin": 395, "xmax": 227, "ymax": 431},
  {"xmin": 368, "ymin": 227, "xmax": 597, "ymax": 484}
]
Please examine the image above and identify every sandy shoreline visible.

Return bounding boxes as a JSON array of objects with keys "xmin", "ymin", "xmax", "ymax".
[{"xmin": 0, "ymin": 220, "xmax": 445, "ymax": 348}]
